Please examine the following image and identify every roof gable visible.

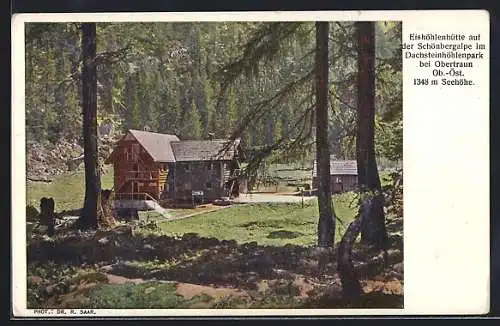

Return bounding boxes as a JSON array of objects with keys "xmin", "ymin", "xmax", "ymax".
[
  {"xmin": 128, "ymin": 129, "xmax": 180, "ymax": 163},
  {"xmin": 105, "ymin": 130, "xmax": 180, "ymax": 164}
]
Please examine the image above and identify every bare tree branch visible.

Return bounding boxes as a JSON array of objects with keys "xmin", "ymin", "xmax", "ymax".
[{"xmin": 330, "ymin": 89, "xmax": 357, "ymax": 111}]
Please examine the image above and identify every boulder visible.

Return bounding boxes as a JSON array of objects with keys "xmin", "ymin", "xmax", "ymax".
[
  {"xmin": 114, "ymin": 208, "xmax": 139, "ymax": 221},
  {"xmin": 392, "ymin": 262, "xmax": 404, "ymax": 274},
  {"xmin": 26, "ymin": 205, "xmax": 40, "ymax": 221},
  {"xmin": 27, "ymin": 275, "xmax": 43, "ymax": 286},
  {"xmin": 213, "ymin": 199, "xmax": 231, "ymax": 206}
]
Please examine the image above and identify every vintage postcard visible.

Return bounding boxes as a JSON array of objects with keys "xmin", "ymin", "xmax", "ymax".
[{"xmin": 11, "ymin": 10, "xmax": 489, "ymax": 317}]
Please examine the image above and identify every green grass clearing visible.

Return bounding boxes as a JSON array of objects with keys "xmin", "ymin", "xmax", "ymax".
[
  {"xmin": 86, "ymin": 282, "xmax": 204, "ymax": 309},
  {"xmin": 26, "ymin": 167, "xmax": 114, "ymax": 212},
  {"xmin": 159, "ymin": 192, "xmax": 358, "ymax": 247}
]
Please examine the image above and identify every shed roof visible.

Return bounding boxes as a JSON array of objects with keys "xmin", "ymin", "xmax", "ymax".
[
  {"xmin": 312, "ymin": 159, "xmax": 358, "ymax": 177},
  {"xmin": 171, "ymin": 139, "xmax": 237, "ymax": 162}
]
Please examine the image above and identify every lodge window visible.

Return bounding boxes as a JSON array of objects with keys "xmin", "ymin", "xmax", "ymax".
[
  {"xmin": 205, "ymin": 181, "xmax": 212, "ymax": 190},
  {"xmin": 184, "ymin": 163, "xmax": 191, "ymax": 172},
  {"xmin": 133, "ymin": 164, "xmax": 139, "ymax": 178},
  {"xmin": 131, "ymin": 144, "xmax": 140, "ymax": 161},
  {"xmin": 207, "ymin": 162, "xmax": 215, "ymax": 171}
]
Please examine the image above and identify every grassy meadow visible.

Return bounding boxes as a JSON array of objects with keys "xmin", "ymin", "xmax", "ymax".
[
  {"xmin": 26, "ymin": 167, "xmax": 114, "ymax": 212},
  {"xmin": 26, "ymin": 165, "xmax": 361, "ymax": 247},
  {"xmin": 160, "ymin": 196, "xmax": 357, "ymax": 247}
]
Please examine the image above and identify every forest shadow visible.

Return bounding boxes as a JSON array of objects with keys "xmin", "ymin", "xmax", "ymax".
[
  {"xmin": 299, "ymin": 291, "xmax": 404, "ymax": 309},
  {"xmin": 28, "ymin": 226, "xmax": 403, "ymax": 299},
  {"xmin": 267, "ymin": 230, "xmax": 305, "ymax": 239},
  {"xmin": 26, "ymin": 204, "xmax": 82, "ymax": 222},
  {"xmin": 28, "ymin": 229, "xmax": 322, "ymax": 290},
  {"xmin": 386, "ymin": 219, "xmax": 403, "ymax": 234}
]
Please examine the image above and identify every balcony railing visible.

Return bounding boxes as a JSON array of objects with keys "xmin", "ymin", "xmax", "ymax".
[
  {"xmin": 115, "ymin": 192, "xmax": 158, "ymax": 201},
  {"xmin": 124, "ymin": 170, "xmax": 160, "ymax": 180}
]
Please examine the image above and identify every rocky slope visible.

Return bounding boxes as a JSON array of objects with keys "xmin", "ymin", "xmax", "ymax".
[{"xmin": 26, "ymin": 136, "xmax": 119, "ymax": 180}]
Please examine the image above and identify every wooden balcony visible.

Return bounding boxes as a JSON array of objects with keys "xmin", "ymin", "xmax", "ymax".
[
  {"xmin": 124, "ymin": 170, "xmax": 161, "ymax": 180},
  {"xmin": 115, "ymin": 192, "xmax": 158, "ymax": 201}
]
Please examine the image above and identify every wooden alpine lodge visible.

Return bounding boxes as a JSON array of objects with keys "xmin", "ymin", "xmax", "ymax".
[{"xmin": 105, "ymin": 129, "xmax": 245, "ymax": 205}]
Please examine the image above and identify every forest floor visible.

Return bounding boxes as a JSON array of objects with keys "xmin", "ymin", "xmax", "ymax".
[
  {"xmin": 26, "ymin": 191, "xmax": 403, "ymax": 309},
  {"xmin": 26, "ymin": 210, "xmax": 403, "ymax": 309},
  {"xmin": 25, "ymin": 160, "xmax": 402, "ymax": 309}
]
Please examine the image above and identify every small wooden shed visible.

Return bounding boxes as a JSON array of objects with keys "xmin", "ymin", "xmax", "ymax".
[{"xmin": 312, "ymin": 159, "xmax": 358, "ymax": 193}]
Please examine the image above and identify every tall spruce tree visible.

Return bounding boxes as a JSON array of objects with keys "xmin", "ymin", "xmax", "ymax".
[
  {"xmin": 315, "ymin": 22, "xmax": 335, "ymax": 247},
  {"xmin": 78, "ymin": 22, "xmax": 102, "ymax": 229},
  {"xmin": 355, "ymin": 21, "xmax": 389, "ymax": 249},
  {"xmin": 78, "ymin": 23, "xmax": 115, "ymax": 229}
]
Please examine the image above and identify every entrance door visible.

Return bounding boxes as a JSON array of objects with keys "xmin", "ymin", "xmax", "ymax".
[
  {"xmin": 131, "ymin": 181, "xmax": 142, "ymax": 200},
  {"xmin": 133, "ymin": 163, "xmax": 139, "ymax": 178},
  {"xmin": 131, "ymin": 143, "xmax": 140, "ymax": 161},
  {"xmin": 131, "ymin": 181, "xmax": 135, "ymax": 200},
  {"xmin": 333, "ymin": 176, "xmax": 343, "ymax": 193}
]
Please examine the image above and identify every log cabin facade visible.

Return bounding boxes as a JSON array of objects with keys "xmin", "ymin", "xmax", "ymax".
[
  {"xmin": 312, "ymin": 159, "xmax": 358, "ymax": 194},
  {"xmin": 105, "ymin": 129, "xmax": 243, "ymax": 203},
  {"xmin": 168, "ymin": 140, "xmax": 242, "ymax": 202}
]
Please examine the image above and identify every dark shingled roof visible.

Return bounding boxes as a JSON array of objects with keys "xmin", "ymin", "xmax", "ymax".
[
  {"xmin": 312, "ymin": 159, "xmax": 358, "ymax": 177},
  {"xmin": 171, "ymin": 140, "xmax": 237, "ymax": 162},
  {"xmin": 129, "ymin": 129, "xmax": 180, "ymax": 163}
]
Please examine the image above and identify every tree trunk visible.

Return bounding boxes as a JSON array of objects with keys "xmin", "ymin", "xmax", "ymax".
[
  {"xmin": 100, "ymin": 189, "xmax": 116, "ymax": 227},
  {"xmin": 315, "ymin": 22, "xmax": 335, "ymax": 248},
  {"xmin": 78, "ymin": 23, "xmax": 103, "ymax": 229},
  {"xmin": 54, "ymin": 39, "xmax": 66, "ymax": 139},
  {"xmin": 337, "ymin": 195, "xmax": 373, "ymax": 300},
  {"xmin": 355, "ymin": 22, "xmax": 389, "ymax": 249},
  {"xmin": 39, "ymin": 197, "xmax": 55, "ymax": 236}
]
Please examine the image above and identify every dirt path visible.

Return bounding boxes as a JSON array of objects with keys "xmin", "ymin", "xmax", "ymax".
[
  {"xmin": 105, "ymin": 273, "xmax": 155, "ymax": 285},
  {"xmin": 233, "ymin": 193, "xmax": 316, "ymax": 204},
  {"xmin": 167, "ymin": 204, "xmax": 238, "ymax": 221},
  {"xmin": 149, "ymin": 193, "xmax": 315, "ymax": 223},
  {"xmin": 103, "ymin": 272, "xmax": 251, "ymax": 302},
  {"xmin": 160, "ymin": 193, "xmax": 315, "ymax": 221},
  {"xmin": 175, "ymin": 283, "xmax": 250, "ymax": 300}
]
